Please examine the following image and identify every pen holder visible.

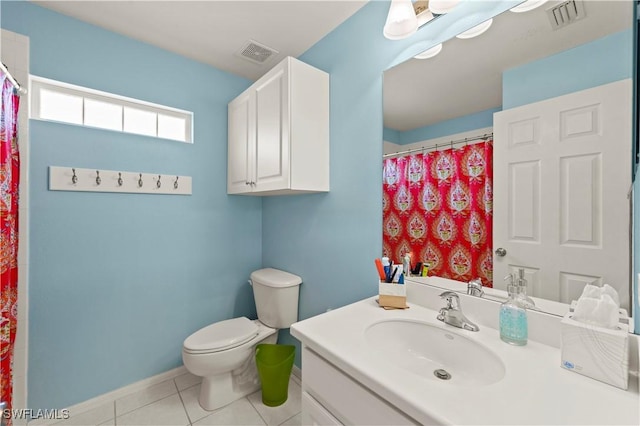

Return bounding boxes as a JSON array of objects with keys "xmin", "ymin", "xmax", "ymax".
[{"xmin": 378, "ymin": 281, "xmax": 408, "ymax": 309}]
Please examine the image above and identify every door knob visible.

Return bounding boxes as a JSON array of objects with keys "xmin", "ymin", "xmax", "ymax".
[{"xmin": 495, "ymin": 247, "xmax": 507, "ymax": 257}]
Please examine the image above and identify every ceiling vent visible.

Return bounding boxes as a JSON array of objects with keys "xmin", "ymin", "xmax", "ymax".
[
  {"xmin": 546, "ymin": 0, "xmax": 586, "ymax": 30},
  {"xmin": 236, "ymin": 40, "xmax": 279, "ymax": 65}
]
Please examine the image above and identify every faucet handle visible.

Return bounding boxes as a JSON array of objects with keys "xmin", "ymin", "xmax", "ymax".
[
  {"xmin": 439, "ymin": 291, "xmax": 460, "ymax": 309},
  {"xmin": 467, "ymin": 278, "xmax": 484, "ymax": 296}
]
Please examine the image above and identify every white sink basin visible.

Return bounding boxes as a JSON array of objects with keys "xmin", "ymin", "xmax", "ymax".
[{"xmin": 365, "ymin": 319, "xmax": 506, "ymax": 386}]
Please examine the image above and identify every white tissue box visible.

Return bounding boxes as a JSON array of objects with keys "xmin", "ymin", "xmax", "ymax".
[{"xmin": 560, "ymin": 312, "xmax": 629, "ymax": 390}]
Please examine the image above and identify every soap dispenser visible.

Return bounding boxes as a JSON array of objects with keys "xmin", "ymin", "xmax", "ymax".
[
  {"xmin": 515, "ymin": 268, "xmax": 536, "ymax": 309},
  {"xmin": 499, "ymin": 274, "xmax": 528, "ymax": 346}
]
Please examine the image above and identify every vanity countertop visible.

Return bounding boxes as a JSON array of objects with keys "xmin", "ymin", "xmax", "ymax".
[{"xmin": 290, "ymin": 297, "xmax": 639, "ymax": 425}]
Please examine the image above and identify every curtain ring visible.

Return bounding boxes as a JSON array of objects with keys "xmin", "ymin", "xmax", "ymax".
[
  {"xmin": 95, "ymin": 170, "xmax": 101, "ymax": 186},
  {"xmin": 117, "ymin": 172, "xmax": 123, "ymax": 187},
  {"xmin": 174, "ymin": 176, "xmax": 179, "ymax": 190},
  {"xmin": 156, "ymin": 175, "xmax": 161, "ymax": 189},
  {"xmin": 138, "ymin": 173, "xmax": 143, "ymax": 188},
  {"xmin": 71, "ymin": 168, "xmax": 78, "ymax": 184}
]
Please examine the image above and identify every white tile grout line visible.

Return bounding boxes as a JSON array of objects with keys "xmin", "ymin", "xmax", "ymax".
[
  {"xmin": 278, "ymin": 412, "xmax": 300, "ymax": 426},
  {"xmin": 246, "ymin": 394, "xmax": 268, "ymax": 426},
  {"xmin": 113, "ymin": 380, "xmax": 181, "ymax": 421},
  {"xmin": 174, "ymin": 379, "xmax": 193, "ymax": 426}
]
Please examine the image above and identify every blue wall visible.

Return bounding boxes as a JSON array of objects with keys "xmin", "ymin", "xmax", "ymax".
[
  {"xmin": 262, "ymin": 0, "xmax": 521, "ymax": 365},
  {"xmin": 503, "ymin": 29, "xmax": 633, "ymax": 109},
  {"xmin": 392, "ymin": 107, "xmax": 499, "ymax": 145},
  {"xmin": 2, "ymin": 1, "xmax": 261, "ymax": 410},
  {"xmin": 383, "ymin": 127, "xmax": 400, "ymax": 144}
]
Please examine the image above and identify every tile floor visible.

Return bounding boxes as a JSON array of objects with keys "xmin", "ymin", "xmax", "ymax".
[{"xmin": 38, "ymin": 372, "xmax": 302, "ymax": 426}]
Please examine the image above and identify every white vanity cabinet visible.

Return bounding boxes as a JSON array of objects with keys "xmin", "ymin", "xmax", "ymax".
[
  {"xmin": 227, "ymin": 56, "xmax": 329, "ymax": 195},
  {"xmin": 301, "ymin": 347, "xmax": 419, "ymax": 425}
]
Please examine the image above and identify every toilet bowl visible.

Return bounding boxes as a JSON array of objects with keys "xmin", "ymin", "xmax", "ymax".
[
  {"xmin": 182, "ymin": 317, "xmax": 277, "ymax": 410},
  {"xmin": 182, "ymin": 268, "xmax": 302, "ymax": 411}
]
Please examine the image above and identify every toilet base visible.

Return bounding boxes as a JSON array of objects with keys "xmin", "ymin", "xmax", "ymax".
[
  {"xmin": 199, "ymin": 371, "xmax": 260, "ymax": 411},
  {"xmin": 197, "ymin": 332, "xmax": 278, "ymax": 411}
]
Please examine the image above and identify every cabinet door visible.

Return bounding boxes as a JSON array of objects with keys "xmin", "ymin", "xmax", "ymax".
[
  {"xmin": 227, "ymin": 90, "xmax": 254, "ymax": 194},
  {"xmin": 302, "ymin": 391, "xmax": 342, "ymax": 425},
  {"xmin": 254, "ymin": 63, "xmax": 290, "ymax": 191}
]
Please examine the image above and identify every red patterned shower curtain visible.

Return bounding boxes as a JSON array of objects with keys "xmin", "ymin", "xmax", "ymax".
[
  {"xmin": 383, "ymin": 141, "xmax": 493, "ymax": 286},
  {"xmin": 0, "ymin": 72, "xmax": 20, "ymax": 418}
]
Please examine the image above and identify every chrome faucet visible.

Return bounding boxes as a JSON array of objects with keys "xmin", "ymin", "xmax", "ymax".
[
  {"xmin": 467, "ymin": 278, "xmax": 484, "ymax": 297},
  {"xmin": 437, "ymin": 291, "xmax": 480, "ymax": 332}
]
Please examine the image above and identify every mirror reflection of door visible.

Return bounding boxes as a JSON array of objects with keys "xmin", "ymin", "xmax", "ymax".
[{"xmin": 494, "ymin": 79, "xmax": 632, "ymax": 310}]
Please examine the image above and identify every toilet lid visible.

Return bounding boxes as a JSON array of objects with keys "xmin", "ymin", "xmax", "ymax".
[{"xmin": 183, "ymin": 317, "xmax": 259, "ymax": 353}]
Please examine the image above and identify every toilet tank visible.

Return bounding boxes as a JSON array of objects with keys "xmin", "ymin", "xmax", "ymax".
[{"xmin": 250, "ymin": 268, "xmax": 302, "ymax": 328}]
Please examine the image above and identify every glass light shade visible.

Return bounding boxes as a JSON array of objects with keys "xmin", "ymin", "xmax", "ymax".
[
  {"xmin": 414, "ymin": 43, "xmax": 443, "ymax": 59},
  {"xmin": 456, "ymin": 18, "xmax": 493, "ymax": 39},
  {"xmin": 416, "ymin": 10, "xmax": 435, "ymax": 27},
  {"xmin": 510, "ymin": 0, "xmax": 548, "ymax": 13},
  {"xmin": 428, "ymin": 0, "xmax": 460, "ymax": 15},
  {"xmin": 383, "ymin": 0, "xmax": 419, "ymax": 40}
]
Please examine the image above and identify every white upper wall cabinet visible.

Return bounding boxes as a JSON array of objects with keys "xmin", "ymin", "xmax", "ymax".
[{"xmin": 227, "ymin": 56, "xmax": 329, "ymax": 195}]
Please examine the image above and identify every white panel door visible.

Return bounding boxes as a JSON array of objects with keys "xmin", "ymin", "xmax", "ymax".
[
  {"xmin": 254, "ymin": 63, "xmax": 290, "ymax": 191},
  {"xmin": 227, "ymin": 90, "xmax": 254, "ymax": 194},
  {"xmin": 494, "ymin": 79, "xmax": 632, "ymax": 309}
]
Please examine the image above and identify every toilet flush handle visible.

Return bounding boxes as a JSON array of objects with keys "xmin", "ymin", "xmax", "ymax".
[{"xmin": 248, "ymin": 279, "xmax": 253, "ymax": 286}]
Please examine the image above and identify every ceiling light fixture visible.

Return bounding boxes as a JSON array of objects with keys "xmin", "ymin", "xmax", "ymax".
[
  {"xmin": 383, "ymin": 0, "xmax": 419, "ymax": 40},
  {"xmin": 510, "ymin": 0, "xmax": 549, "ymax": 13},
  {"xmin": 428, "ymin": 0, "xmax": 461, "ymax": 15},
  {"xmin": 455, "ymin": 18, "xmax": 493, "ymax": 39},
  {"xmin": 414, "ymin": 43, "xmax": 443, "ymax": 59}
]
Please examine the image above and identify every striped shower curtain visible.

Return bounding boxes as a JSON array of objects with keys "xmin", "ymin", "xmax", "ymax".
[{"xmin": 0, "ymin": 70, "xmax": 21, "ymax": 421}]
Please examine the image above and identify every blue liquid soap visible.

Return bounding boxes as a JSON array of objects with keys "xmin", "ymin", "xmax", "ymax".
[{"xmin": 499, "ymin": 281, "xmax": 528, "ymax": 346}]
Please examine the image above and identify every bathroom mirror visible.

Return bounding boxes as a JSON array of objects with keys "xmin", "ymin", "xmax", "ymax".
[{"xmin": 383, "ymin": 0, "xmax": 634, "ymax": 314}]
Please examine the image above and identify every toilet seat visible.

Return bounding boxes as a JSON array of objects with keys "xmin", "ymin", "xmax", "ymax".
[{"xmin": 183, "ymin": 317, "xmax": 259, "ymax": 354}]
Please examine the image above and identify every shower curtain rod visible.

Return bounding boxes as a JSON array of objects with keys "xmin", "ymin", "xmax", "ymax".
[
  {"xmin": 0, "ymin": 62, "xmax": 27, "ymax": 96},
  {"xmin": 383, "ymin": 132, "xmax": 493, "ymax": 159}
]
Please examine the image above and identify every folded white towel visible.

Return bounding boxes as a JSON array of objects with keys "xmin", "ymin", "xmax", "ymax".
[{"xmin": 573, "ymin": 284, "xmax": 621, "ymax": 329}]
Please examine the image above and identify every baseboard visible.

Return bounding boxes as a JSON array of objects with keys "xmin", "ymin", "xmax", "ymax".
[
  {"xmin": 28, "ymin": 366, "xmax": 187, "ymax": 425},
  {"xmin": 291, "ymin": 365, "xmax": 302, "ymax": 385}
]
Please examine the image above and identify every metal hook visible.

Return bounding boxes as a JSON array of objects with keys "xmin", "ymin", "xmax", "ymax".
[
  {"xmin": 71, "ymin": 168, "xmax": 78, "ymax": 184},
  {"xmin": 174, "ymin": 176, "xmax": 179, "ymax": 190},
  {"xmin": 138, "ymin": 173, "xmax": 143, "ymax": 188},
  {"xmin": 95, "ymin": 170, "xmax": 101, "ymax": 186},
  {"xmin": 156, "ymin": 175, "xmax": 161, "ymax": 189},
  {"xmin": 117, "ymin": 172, "xmax": 123, "ymax": 187}
]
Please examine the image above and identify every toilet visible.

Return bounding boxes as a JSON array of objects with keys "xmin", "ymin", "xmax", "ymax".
[{"xmin": 182, "ymin": 268, "xmax": 302, "ymax": 411}]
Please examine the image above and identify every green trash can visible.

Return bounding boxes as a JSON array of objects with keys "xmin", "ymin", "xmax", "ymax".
[{"xmin": 255, "ymin": 343, "xmax": 295, "ymax": 407}]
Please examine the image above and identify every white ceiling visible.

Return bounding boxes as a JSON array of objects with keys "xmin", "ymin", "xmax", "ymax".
[
  {"xmin": 32, "ymin": 0, "xmax": 368, "ymax": 81},
  {"xmin": 383, "ymin": 0, "xmax": 634, "ymax": 132}
]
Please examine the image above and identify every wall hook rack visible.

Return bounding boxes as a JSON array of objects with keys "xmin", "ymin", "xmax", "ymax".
[{"xmin": 49, "ymin": 166, "xmax": 192, "ymax": 195}]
